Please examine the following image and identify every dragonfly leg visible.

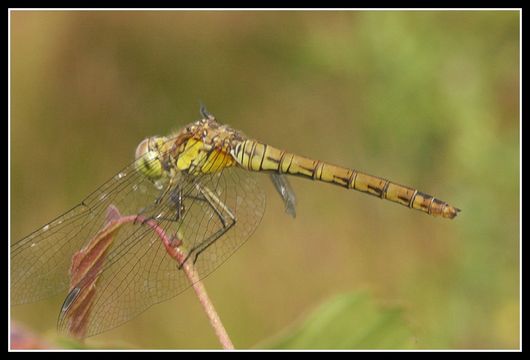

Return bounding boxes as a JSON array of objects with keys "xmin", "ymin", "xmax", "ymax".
[
  {"xmin": 161, "ymin": 186, "xmax": 186, "ymax": 222},
  {"xmin": 178, "ymin": 184, "xmax": 236, "ymax": 269},
  {"xmin": 154, "ymin": 176, "xmax": 175, "ymax": 205},
  {"xmin": 135, "ymin": 180, "xmax": 186, "ymax": 224},
  {"xmin": 149, "ymin": 185, "xmax": 221, "ymax": 224}
]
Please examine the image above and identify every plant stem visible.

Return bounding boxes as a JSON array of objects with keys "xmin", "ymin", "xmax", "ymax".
[
  {"xmin": 119, "ymin": 210, "xmax": 234, "ymax": 349},
  {"xmin": 185, "ymin": 265, "xmax": 234, "ymax": 349}
]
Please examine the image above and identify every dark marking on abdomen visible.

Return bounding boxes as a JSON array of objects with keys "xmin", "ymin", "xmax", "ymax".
[
  {"xmin": 416, "ymin": 192, "xmax": 433, "ymax": 210},
  {"xmin": 298, "ymin": 164, "xmax": 315, "ymax": 173},
  {"xmin": 367, "ymin": 184, "xmax": 383, "ymax": 197},
  {"xmin": 398, "ymin": 195, "xmax": 411, "ymax": 204},
  {"xmin": 265, "ymin": 156, "xmax": 280, "ymax": 164},
  {"xmin": 333, "ymin": 175, "xmax": 350, "ymax": 187}
]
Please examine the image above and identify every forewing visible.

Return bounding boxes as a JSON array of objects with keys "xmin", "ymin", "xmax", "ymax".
[
  {"xmin": 57, "ymin": 166, "xmax": 265, "ymax": 337},
  {"xmin": 11, "ymin": 161, "xmax": 165, "ymax": 305}
]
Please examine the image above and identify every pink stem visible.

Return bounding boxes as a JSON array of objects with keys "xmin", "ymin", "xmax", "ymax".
[{"xmin": 116, "ymin": 213, "xmax": 234, "ymax": 349}]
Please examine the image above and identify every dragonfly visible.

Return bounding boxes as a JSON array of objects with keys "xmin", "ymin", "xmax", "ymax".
[{"xmin": 11, "ymin": 107, "xmax": 460, "ymax": 339}]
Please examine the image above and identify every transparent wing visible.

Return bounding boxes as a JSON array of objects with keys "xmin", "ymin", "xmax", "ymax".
[
  {"xmin": 269, "ymin": 173, "xmax": 297, "ymax": 218},
  {"xmin": 56, "ymin": 166, "xmax": 265, "ymax": 337},
  {"xmin": 11, "ymin": 161, "xmax": 156, "ymax": 305},
  {"xmin": 11, "ymin": 138, "xmax": 266, "ymax": 337}
]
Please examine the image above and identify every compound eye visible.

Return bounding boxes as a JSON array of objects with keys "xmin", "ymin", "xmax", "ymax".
[
  {"xmin": 135, "ymin": 137, "xmax": 151, "ymax": 161},
  {"xmin": 135, "ymin": 137, "xmax": 163, "ymax": 180}
]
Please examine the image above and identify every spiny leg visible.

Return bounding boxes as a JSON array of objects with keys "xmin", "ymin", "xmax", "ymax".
[
  {"xmin": 178, "ymin": 184, "xmax": 236, "ymax": 269},
  {"xmin": 134, "ymin": 179, "xmax": 234, "ymax": 267},
  {"xmin": 135, "ymin": 177, "xmax": 185, "ymax": 224}
]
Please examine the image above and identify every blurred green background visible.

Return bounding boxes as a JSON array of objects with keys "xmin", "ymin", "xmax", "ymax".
[{"xmin": 10, "ymin": 10, "xmax": 519, "ymax": 349}]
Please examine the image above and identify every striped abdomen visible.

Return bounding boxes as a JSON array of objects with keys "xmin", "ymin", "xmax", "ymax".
[{"xmin": 232, "ymin": 140, "xmax": 460, "ymax": 219}]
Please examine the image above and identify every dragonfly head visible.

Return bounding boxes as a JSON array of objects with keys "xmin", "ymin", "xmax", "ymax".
[{"xmin": 135, "ymin": 136, "xmax": 167, "ymax": 180}]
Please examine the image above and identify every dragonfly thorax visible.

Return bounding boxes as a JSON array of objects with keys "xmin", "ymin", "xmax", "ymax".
[
  {"xmin": 174, "ymin": 120, "xmax": 243, "ymax": 174},
  {"xmin": 135, "ymin": 117, "xmax": 248, "ymax": 180}
]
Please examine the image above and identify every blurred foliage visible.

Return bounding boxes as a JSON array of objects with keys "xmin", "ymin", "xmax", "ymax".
[
  {"xmin": 261, "ymin": 291, "xmax": 414, "ymax": 349},
  {"xmin": 13, "ymin": 292, "xmax": 414, "ymax": 350},
  {"xmin": 10, "ymin": 10, "xmax": 519, "ymax": 349}
]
